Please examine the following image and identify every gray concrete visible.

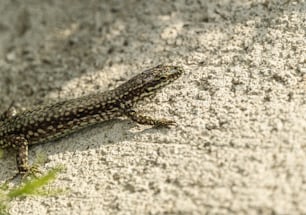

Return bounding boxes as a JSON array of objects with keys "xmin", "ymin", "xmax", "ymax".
[{"xmin": 0, "ymin": 0, "xmax": 305, "ymax": 214}]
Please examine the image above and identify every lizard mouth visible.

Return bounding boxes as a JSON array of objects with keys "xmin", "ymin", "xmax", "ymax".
[{"xmin": 168, "ymin": 65, "xmax": 184, "ymax": 79}]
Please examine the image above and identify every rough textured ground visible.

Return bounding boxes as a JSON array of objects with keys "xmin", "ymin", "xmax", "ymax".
[{"xmin": 0, "ymin": 0, "xmax": 305, "ymax": 214}]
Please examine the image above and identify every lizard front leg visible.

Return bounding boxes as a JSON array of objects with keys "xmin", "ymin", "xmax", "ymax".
[{"xmin": 123, "ymin": 109, "xmax": 176, "ymax": 127}]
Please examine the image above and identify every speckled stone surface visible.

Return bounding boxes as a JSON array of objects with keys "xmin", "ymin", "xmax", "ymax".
[{"xmin": 0, "ymin": 0, "xmax": 305, "ymax": 214}]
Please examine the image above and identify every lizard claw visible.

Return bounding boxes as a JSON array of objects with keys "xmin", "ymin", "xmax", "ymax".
[{"xmin": 20, "ymin": 165, "xmax": 42, "ymax": 179}]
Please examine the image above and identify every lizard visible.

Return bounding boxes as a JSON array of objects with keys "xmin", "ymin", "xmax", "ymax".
[{"xmin": 0, "ymin": 65, "xmax": 183, "ymax": 175}]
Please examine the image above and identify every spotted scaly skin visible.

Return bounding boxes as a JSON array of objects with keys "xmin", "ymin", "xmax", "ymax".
[{"xmin": 0, "ymin": 65, "xmax": 183, "ymax": 175}]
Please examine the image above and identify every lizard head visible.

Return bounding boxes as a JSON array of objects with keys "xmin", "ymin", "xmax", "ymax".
[{"xmin": 115, "ymin": 65, "xmax": 184, "ymax": 105}]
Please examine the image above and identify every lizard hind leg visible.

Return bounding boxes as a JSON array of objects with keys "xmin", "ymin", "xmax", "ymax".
[
  {"xmin": 7, "ymin": 135, "xmax": 40, "ymax": 177},
  {"xmin": 15, "ymin": 136, "xmax": 30, "ymax": 175},
  {"xmin": 0, "ymin": 101, "xmax": 17, "ymax": 121}
]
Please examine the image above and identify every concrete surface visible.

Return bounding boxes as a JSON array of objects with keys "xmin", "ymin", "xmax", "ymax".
[{"xmin": 0, "ymin": 0, "xmax": 305, "ymax": 214}]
